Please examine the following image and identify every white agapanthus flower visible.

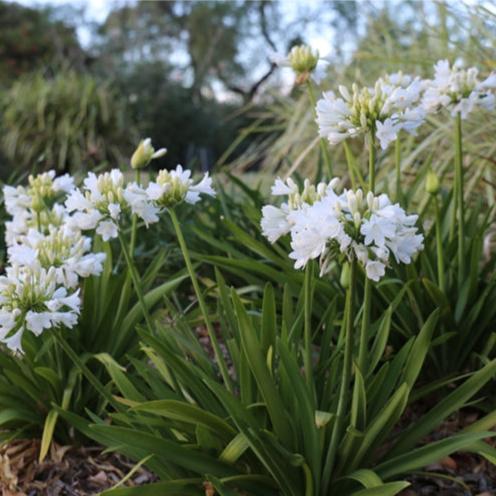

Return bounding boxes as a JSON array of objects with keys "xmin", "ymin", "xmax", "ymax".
[
  {"xmin": 263, "ymin": 178, "xmax": 424, "ymax": 281},
  {"xmin": 146, "ymin": 165, "xmax": 215, "ymax": 208},
  {"xmin": 65, "ymin": 169, "xmax": 161, "ymax": 240},
  {"xmin": 261, "ymin": 177, "xmax": 340, "ymax": 243},
  {"xmin": 316, "ymin": 73, "xmax": 426, "ymax": 150},
  {"xmin": 7, "ymin": 227, "xmax": 105, "ymax": 288},
  {"xmin": 422, "ymin": 60, "xmax": 496, "ymax": 118},
  {"xmin": 5, "ymin": 203, "xmax": 70, "ymax": 246},
  {"xmin": 0, "ymin": 265, "xmax": 80, "ymax": 352},
  {"xmin": 65, "ymin": 169, "xmax": 126, "ymax": 241}
]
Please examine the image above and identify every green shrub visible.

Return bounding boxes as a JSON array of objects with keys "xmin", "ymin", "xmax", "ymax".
[{"xmin": 0, "ymin": 71, "xmax": 135, "ymax": 175}]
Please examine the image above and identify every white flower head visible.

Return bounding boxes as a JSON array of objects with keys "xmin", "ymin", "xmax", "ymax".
[
  {"xmin": 316, "ymin": 73, "xmax": 426, "ymax": 150},
  {"xmin": 7, "ymin": 226, "xmax": 106, "ymax": 288},
  {"xmin": 65, "ymin": 169, "xmax": 128, "ymax": 240},
  {"xmin": 261, "ymin": 177, "xmax": 340, "ymax": 244},
  {"xmin": 422, "ymin": 59, "xmax": 496, "ymax": 118},
  {"xmin": 146, "ymin": 165, "xmax": 215, "ymax": 208},
  {"xmin": 265, "ymin": 177, "xmax": 424, "ymax": 281},
  {"xmin": 0, "ymin": 265, "xmax": 81, "ymax": 352}
]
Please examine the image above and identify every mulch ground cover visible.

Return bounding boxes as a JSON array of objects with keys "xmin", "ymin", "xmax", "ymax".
[{"xmin": 0, "ymin": 439, "xmax": 157, "ymax": 495}]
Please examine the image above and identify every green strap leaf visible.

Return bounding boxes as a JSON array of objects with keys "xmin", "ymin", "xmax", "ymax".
[
  {"xmin": 388, "ymin": 358, "xmax": 496, "ymax": 457},
  {"xmin": 377, "ymin": 432, "xmax": 496, "ymax": 480},
  {"xmin": 350, "ymin": 481, "xmax": 410, "ymax": 495}
]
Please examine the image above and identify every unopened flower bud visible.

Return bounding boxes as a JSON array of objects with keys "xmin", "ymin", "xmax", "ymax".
[
  {"xmin": 353, "ymin": 211, "xmax": 361, "ymax": 227},
  {"xmin": 338, "ymin": 85, "xmax": 351, "ymax": 102},
  {"xmin": 366, "ymin": 191, "xmax": 374, "ymax": 210},
  {"xmin": 340, "ymin": 262, "xmax": 350, "ymax": 288},
  {"xmin": 425, "ymin": 170, "xmax": 440, "ymax": 195},
  {"xmin": 131, "ymin": 138, "xmax": 167, "ymax": 169}
]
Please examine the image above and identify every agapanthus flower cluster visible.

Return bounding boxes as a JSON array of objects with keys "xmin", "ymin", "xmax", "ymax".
[
  {"xmin": 4, "ymin": 170, "xmax": 73, "ymax": 244},
  {"xmin": 65, "ymin": 166, "xmax": 215, "ymax": 240},
  {"xmin": 316, "ymin": 72, "xmax": 426, "ymax": 150},
  {"xmin": 261, "ymin": 178, "xmax": 424, "ymax": 281},
  {"xmin": 146, "ymin": 165, "xmax": 215, "ymax": 208},
  {"xmin": 422, "ymin": 60, "xmax": 496, "ymax": 118},
  {"xmin": 1, "ymin": 170, "xmax": 102, "ymax": 351},
  {"xmin": 7, "ymin": 226, "xmax": 105, "ymax": 289},
  {"xmin": 65, "ymin": 169, "xmax": 155, "ymax": 241},
  {"xmin": 0, "ymin": 265, "xmax": 80, "ymax": 352}
]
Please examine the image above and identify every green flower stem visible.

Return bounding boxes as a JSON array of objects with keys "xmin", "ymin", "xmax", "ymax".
[
  {"xmin": 115, "ymin": 169, "xmax": 142, "ymax": 336},
  {"xmin": 368, "ymin": 131, "xmax": 376, "ymax": 192},
  {"xmin": 118, "ymin": 232, "xmax": 155, "ymax": 334},
  {"xmin": 129, "ymin": 169, "xmax": 141, "ymax": 256},
  {"xmin": 358, "ymin": 131, "xmax": 376, "ymax": 373},
  {"xmin": 434, "ymin": 195, "xmax": 445, "ymax": 293},
  {"xmin": 454, "ymin": 111, "xmax": 465, "ymax": 288},
  {"xmin": 306, "ymin": 80, "xmax": 333, "ymax": 178},
  {"xmin": 395, "ymin": 137, "xmax": 402, "ymax": 205},
  {"xmin": 322, "ymin": 258, "xmax": 356, "ymax": 493},
  {"xmin": 303, "ymin": 263, "xmax": 313, "ymax": 386},
  {"xmin": 54, "ymin": 329, "xmax": 117, "ymax": 408},
  {"xmin": 343, "ymin": 141, "xmax": 357, "ymax": 189},
  {"xmin": 168, "ymin": 208, "xmax": 233, "ymax": 393}
]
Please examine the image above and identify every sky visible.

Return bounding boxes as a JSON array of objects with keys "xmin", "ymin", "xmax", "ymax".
[{"xmin": 10, "ymin": 0, "xmax": 346, "ymax": 52}]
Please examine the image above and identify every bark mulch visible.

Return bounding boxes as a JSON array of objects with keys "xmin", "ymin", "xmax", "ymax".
[{"xmin": 0, "ymin": 439, "xmax": 157, "ymax": 495}]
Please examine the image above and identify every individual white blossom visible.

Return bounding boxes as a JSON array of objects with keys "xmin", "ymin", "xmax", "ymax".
[
  {"xmin": 7, "ymin": 227, "xmax": 105, "ymax": 288},
  {"xmin": 261, "ymin": 177, "xmax": 341, "ymax": 243},
  {"xmin": 263, "ymin": 177, "xmax": 424, "ymax": 281},
  {"xmin": 123, "ymin": 183, "xmax": 160, "ymax": 226},
  {"xmin": 146, "ymin": 165, "xmax": 215, "ymax": 208},
  {"xmin": 316, "ymin": 73, "xmax": 426, "ymax": 150},
  {"xmin": 0, "ymin": 265, "xmax": 80, "ymax": 352},
  {"xmin": 422, "ymin": 60, "xmax": 496, "ymax": 118}
]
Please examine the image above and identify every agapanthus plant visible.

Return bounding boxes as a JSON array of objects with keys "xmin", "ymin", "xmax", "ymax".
[
  {"xmin": 0, "ymin": 139, "xmax": 213, "ymax": 458},
  {"xmin": 262, "ymin": 177, "xmax": 424, "ymax": 281}
]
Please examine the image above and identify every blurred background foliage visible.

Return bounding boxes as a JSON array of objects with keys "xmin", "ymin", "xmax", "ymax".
[{"xmin": 0, "ymin": 0, "xmax": 493, "ymax": 180}]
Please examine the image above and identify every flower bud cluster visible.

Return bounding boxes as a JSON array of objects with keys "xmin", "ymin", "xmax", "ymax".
[{"xmin": 287, "ymin": 45, "xmax": 320, "ymax": 84}]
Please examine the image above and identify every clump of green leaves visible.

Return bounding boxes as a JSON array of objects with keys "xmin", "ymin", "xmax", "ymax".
[{"xmin": 1, "ymin": 71, "xmax": 134, "ymax": 175}]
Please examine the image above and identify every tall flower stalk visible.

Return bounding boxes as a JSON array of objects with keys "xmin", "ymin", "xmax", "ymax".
[
  {"xmin": 322, "ymin": 258, "xmax": 356, "ymax": 492},
  {"xmin": 395, "ymin": 137, "xmax": 402, "ymax": 205},
  {"xmin": 454, "ymin": 112, "xmax": 465, "ymax": 288},
  {"xmin": 169, "ymin": 209, "xmax": 233, "ymax": 392},
  {"xmin": 358, "ymin": 131, "xmax": 376, "ymax": 373}
]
